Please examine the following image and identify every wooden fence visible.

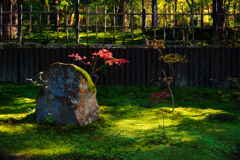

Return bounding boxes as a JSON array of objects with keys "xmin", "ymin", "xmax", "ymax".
[
  {"xmin": 1, "ymin": 0, "xmax": 240, "ymax": 46},
  {"xmin": 0, "ymin": 47, "xmax": 239, "ymax": 88}
]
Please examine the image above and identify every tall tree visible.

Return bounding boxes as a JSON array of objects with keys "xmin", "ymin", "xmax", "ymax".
[
  {"xmin": 1, "ymin": 0, "xmax": 18, "ymax": 42},
  {"xmin": 217, "ymin": 0, "xmax": 225, "ymax": 43},
  {"xmin": 152, "ymin": 0, "xmax": 159, "ymax": 27}
]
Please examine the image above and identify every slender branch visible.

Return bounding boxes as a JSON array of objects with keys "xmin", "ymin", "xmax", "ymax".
[
  {"xmin": 90, "ymin": 63, "xmax": 107, "ymax": 75},
  {"xmin": 162, "ymin": 69, "xmax": 175, "ymax": 111},
  {"xmin": 185, "ymin": 0, "xmax": 192, "ymax": 9},
  {"xmin": 158, "ymin": 48, "xmax": 174, "ymax": 78},
  {"xmin": 91, "ymin": 75, "xmax": 99, "ymax": 85}
]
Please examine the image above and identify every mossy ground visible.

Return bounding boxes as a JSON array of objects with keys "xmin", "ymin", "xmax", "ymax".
[{"xmin": 0, "ymin": 83, "xmax": 240, "ymax": 160}]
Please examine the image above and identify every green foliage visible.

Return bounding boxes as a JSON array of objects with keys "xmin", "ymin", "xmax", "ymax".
[
  {"xmin": 0, "ymin": 86, "xmax": 7, "ymax": 95},
  {"xmin": 100, "ymin": 64, "xmax": 108, "ymax": 75},
  {"xmin": 40, "ymin": 113, "xmax": 56, "ymax": 126}
]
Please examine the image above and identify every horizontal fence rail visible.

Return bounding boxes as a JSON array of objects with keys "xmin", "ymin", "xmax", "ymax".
[
  {"xmin": 0, "ymin": 47, "xmax": 239, "ymax": 88},
  {"xmin": 1, "ymin": 1, "xmax": 240, "ymax": 46}
]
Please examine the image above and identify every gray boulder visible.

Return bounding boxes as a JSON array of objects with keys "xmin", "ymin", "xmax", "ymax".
[{"xmin": 35, "ymin": 62, "xmax": 99, "ymax": 126}]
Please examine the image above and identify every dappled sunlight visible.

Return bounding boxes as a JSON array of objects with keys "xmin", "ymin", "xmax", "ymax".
[
  {"xmin": 0, "ymin": 112, "xmax": 30, "ymax": 120},
  {"xmin": 0, "ymin": 83, "xmax": 239, "ymax": 159}
]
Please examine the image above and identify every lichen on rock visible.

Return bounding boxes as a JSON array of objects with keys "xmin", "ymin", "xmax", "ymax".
[{"xmin": 35, "ymin": 62, "xmax": 99, "ymax": 126}]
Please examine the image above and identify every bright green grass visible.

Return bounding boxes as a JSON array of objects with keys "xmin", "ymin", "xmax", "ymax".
[
  {"xmin": 0, "ymin": 83, "xmax": 240, "ymax": 160},
  {"xmin": 22, "ymin": 29, "xmax": 146, "ymax": 46}
]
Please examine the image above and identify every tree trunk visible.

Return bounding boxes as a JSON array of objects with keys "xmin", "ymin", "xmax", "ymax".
[
  {"xmin": 49, "ymin": 0, "xmax": 59, "ymax": 31},
  {"xmin": 217, "ymin": 0, "xmax": 225, "ymax": 43},
  {"xmin": 117, "ymin": 0, "xmax": 128, "ymax": 31},
  {"xmin": 152, "ymin": 0, "xmax": 159, "ymax": 27},
  {"xmin": 2, "ymin": 0, "xmax": 18, "ymax": 42}
]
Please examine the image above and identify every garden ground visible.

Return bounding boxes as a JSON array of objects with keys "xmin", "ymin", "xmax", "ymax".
[{"xmin": 0, "ymin": 83, "xmax": 240, "ymax": 160}]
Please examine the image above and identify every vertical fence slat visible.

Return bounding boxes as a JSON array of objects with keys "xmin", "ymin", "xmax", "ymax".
[
  {"xmin": 61, "ymin": 48, "xmax": 66, "ymax": 64},
  {"xmin": 232, "ymin": 48, "xmax": 237, "ymax": 88},
  {"xmin": 172, "ymin": 47, "xmax": 178, "ymax": 87},
  {"xmin": 98, "ymin": 50, "xmax": 104, "ymax": 86},
  {"xmin": 109, "ymin": 48, "xmax": 114, "ymax": 86},
  {"xmin": 211, "ymin": 48, "xmax": 215, "ymax": 87},
  {"xmin": 131, "ymin": 48, "xmax": 136, "ymax": 85},
  {"xmin": 190, "ymin": 48, "xmax": 194, "ymax": 87},
  {"xmin": 96, "ymin": 50, "xmax": 100, "ymax": 86},
  {"xmin": 40, "ymin": 48, "xmax": 45, "ymax": 74},
  {"xmin": 103, "ymin": 48, "xmax": 110, "ymax": 85},
  {"xmin": 141, "ymin": 47, "xmax": 146, "ymax": 85},
  {"xmin": 56, "ymin": 48, "xmax": 61, "ymax": 63},
  {"xmin": 169, "ymin": 47, "xmax": 175, "ymax": 87},
  {"xmin": 195, "ymin": 48, "xmax": 199, "ymax": 87},
  {"xmin": 126, "ymin": 48, "xmax": 131, "ymax": 86},
  {"xmin": 152, "ymin": 48, "xmax": 157, "ymax": 86},
  {"xmin": 157, "ymin": 48, "xmax": 162, "ymax": 87},
  {"xmin": 81, "ymin": 48, "xmax": 88, "ymax": 74},
  {"xmin": 115, "ymin": 48, "xmax": 120, "ymax": 86},
  {"xmin": 205, "ymin": 47, "xmax": 210, "ymax": 87},
  {"xmin": 0, "ymin": 49, "xmax": 2, "ymax": 83},
  {"xmin": 216, "ymin": 47, "xmax": 221, "ymax": 88},
  {"xmin": 184, "ymin": 47, "xmax": 189, "ymax": 87},
  {"xmin": 226, "ymin": 48, "xmax": 231, "ymax": 88},
  {"xmin": 8, "ymin": 49, "xmax": 13, "ymax": 83},
  {"xmin": 92, "ymin": 48, "xmax": 99, "ymax": 86},
  {"xmin": 51, "ymin": 48, "xmax": 56, "ymax": 64},
  {"xmin": 19, "ymin": 49, "xmax": 25, "ymax": 84},
  {"xmin": 45, "ymin": 49, "xmax": 51, "ymax": 71},
  {"xmin": 200, "ymin": 47, "xmax": 204, "ymax": 87},
  {"xmin": 162, "ymin": 48, "xmax": 168, "ymax": 86},
  {"xmin": 67, "ymin": 48, "xmax": 74, "ymax": 66},
  {"xmin": 179, "ymin": 47, "xmax": 184, "ymax": 87},
  {"xmin": 24, "ymin": 49, "xmax": 30, "ymax": 84},
  {"xmin": 86, "ymin": 47, "xmax": 92, "ymax": 82},
  {"xmin": 221, "ymin": 47, "xmax": 227, "ymax": 88},
  {"xmin": 71, "ymin": 48, "xmax": 77, "ymax": 66},
  {"xmin": 136, "ymin": 47, "xmax": 141, "ymax": 86},
  {"xmin": 34, "ymin": 48, "xmax": 40, "ymax": 83},
  {"xmin": 65, "ymin": 48, "xmax": 71, "ymax": 64},
  {"xmin": 147, "ymin": 48, "xmax": 151, "ymax": 85},
  {"xmin": 13, "ymin": 49, "xmax": 19, "ymax": 84},
  {"xmin": 29, "ymin": 49, "xmax": 34, "ymax": 82},
  {"xmin": 76, "ymin": 48, "xmax": 82, "ymax": 69},
  {"xmin": 238, "ymin": 48, "xmax": 240, "ymax": 88},
  {"xmin": 120, "ymin": 48, "xmax": 126, "ymax": 86}
]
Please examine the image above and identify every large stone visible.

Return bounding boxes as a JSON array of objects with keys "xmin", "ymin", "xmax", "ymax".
[
  {"xmin": 68, "ymin": 44, "xmax": 86, "ymax": 48},
  {"xmin": 24, "ymin": 42, "xmax": 41, "ymax": 48},
  {"xmin": 0, "ymin": 42, "xmax": 21, "ymax": 48},
  {"xmin": 44, "ymin": 43, "xmax": 67, "ymax": 48},
  {"xmin": 89, "ymin": 43, "xmax": 103, "ymax": 48},
  {"xmin": 35, "ymin": 62, "xmax": 99, "ymax": 126},
  {"xmin": 103, "ymin": 44, "xmax": 120, "ymax": 48}
]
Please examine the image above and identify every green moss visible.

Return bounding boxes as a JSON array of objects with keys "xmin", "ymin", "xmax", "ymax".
[{"xmin": 73, "ymin": 64, "xmax": 97, "ymax": 95}]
